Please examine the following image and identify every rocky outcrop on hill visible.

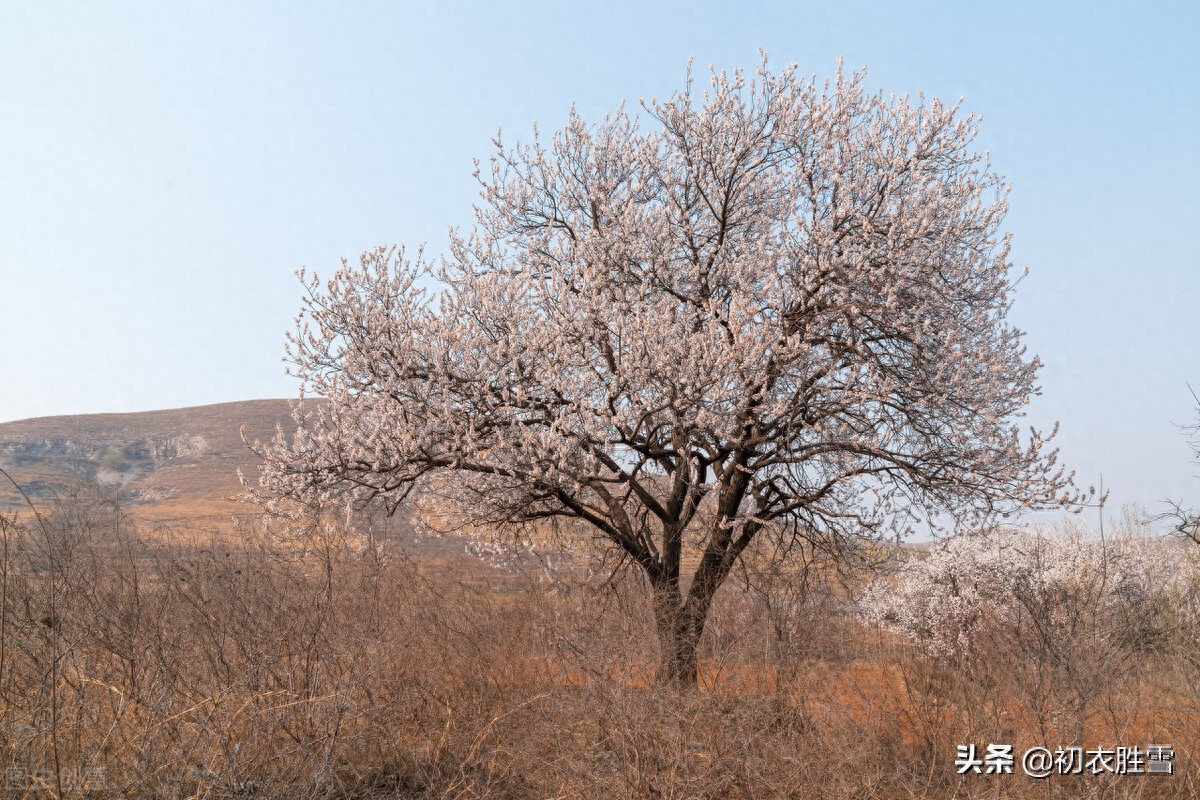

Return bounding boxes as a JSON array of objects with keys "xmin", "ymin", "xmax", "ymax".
[{"xmin": 0, "ymin": 399, "xmax": 299, "ymax": 512}]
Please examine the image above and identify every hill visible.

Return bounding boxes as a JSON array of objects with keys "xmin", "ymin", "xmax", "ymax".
[{"xmin": 0, "ymin": 399, "xmax": 304, "ymax": 529}]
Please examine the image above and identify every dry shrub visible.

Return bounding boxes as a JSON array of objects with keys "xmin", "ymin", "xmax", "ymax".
[{"xmin": 0, "ymin": 490, "xmax": 1197, "ymax": 798}]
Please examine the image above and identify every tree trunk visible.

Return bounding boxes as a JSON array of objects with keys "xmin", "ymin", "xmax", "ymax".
[
  {"xmin": 649, "ymin": 497, "xmax": 755, "ymax": 688},
  {"xmin": 652, "ymin": 580, "xmax": 708, "ymax": 689}
]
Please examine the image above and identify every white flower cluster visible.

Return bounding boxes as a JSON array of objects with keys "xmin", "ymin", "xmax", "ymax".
[
  {"xmin": 252, "ymin": 60, "xmax": 1076, "ymax": 549},
  {"xmin": 246, "ymin": 57, "xmax": 1086, "ymax": 684},
  {"xmin": 861, "ymin": 526, "xmax": 1199, "ymax": 658}
]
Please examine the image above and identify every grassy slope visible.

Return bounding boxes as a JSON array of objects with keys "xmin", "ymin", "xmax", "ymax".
[{"xmin": 0, "ymin": 399, "xmax": 303, "ymax": 529}]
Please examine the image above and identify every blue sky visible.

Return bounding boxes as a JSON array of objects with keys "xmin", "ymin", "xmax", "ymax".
[{"xmin": 2, "ymin": 1, "xmax": 1197, "ymax": 524}]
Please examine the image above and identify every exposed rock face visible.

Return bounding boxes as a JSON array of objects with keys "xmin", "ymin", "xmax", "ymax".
[
  {"xmin": 0, "ymin": 400, "xmax": 299, "ymax": 512},
  {"xmin": 1, "ymin": 434, "xmax": 208, "ymax": 465},
  {"xmin": 2, "ymin": 438, "xmax": 92, "ymax": 464}
]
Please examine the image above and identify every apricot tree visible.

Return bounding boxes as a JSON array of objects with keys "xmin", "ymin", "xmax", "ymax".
[{"xmin": 253, "ymin": 60, "xmax": 1077, "ymax": 687}]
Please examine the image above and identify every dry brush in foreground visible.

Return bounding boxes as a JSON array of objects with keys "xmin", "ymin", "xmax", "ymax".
[{"xmin": 0, "ymin": 490, "xmax": 1196, "ymax": 799}]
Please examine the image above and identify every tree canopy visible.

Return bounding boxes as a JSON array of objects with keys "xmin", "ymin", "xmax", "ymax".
[{"xmin": 253, "ymin": 59, "xmax": 1079, "ymax": 686}]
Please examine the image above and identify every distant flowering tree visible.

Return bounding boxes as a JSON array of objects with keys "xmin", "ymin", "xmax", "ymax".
[
  {"xmin": 863, "ymin": 523, "xmax": 1198, "ymax": 744},
  {"xmin": 862, "ymin": 526, "xmax": 1195, "ymax": 660},
  {"xmin": 252, "ymin": 58, "xmax": 1079, "ymax": 687}
]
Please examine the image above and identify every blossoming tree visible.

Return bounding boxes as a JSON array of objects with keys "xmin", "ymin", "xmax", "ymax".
[
  {"xmin": 253, "ymin": 60, "xmax": 1078, "ymax": 687},
  {"xmin": 862, "ymin": 525, "xmax": 1191, "ymax": 660},
  {"xmin": 862, "ymin": 524, "xmax": 1196, "ymax": 742}
]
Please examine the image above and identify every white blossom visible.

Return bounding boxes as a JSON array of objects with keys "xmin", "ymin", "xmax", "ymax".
[
  {"xmin": 248, "ymin": 58, "xmax": 1081, "ymax": 685},
  {"xmin": 863, "ymin": 525, "xmax": 1198, "ymax": 658}
]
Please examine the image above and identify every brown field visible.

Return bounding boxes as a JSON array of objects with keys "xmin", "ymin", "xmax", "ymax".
[
  {"xmin": 0, "ymin": 405, "xmax": 1197, "ymax": 798},
  {"xmin": 0, "ymin": 500, "xmax": 1196, "ymax": 799}
]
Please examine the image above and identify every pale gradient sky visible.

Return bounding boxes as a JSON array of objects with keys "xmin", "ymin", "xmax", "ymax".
[{"xmin": 2, "ymin": 1, "xmax": 1197, "ymax": 526}]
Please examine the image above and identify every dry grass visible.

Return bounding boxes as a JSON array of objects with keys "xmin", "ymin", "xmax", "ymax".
[{"xmin": 0, "ymin": 491, "xmax": 1196, "ymax": 799}]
